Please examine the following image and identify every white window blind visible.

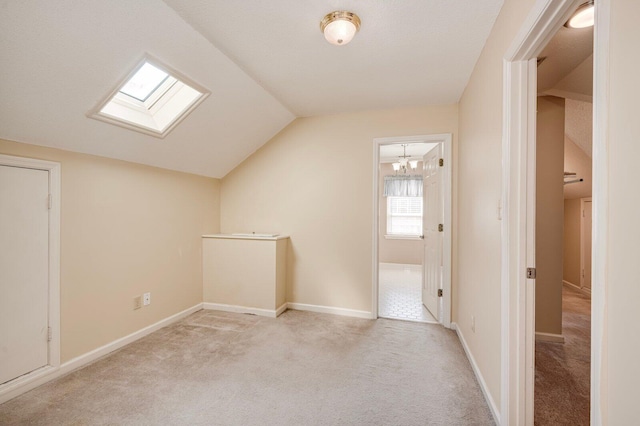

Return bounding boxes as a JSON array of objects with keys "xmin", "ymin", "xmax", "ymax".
[{"xmin": 387, "ymin": 196, "xmax": 423, "ymax": 236}]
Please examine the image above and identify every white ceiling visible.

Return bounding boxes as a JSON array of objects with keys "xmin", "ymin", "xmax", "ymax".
[
  {"xmin": 164, "ymin": 0, "xmax": 505, "ymax": 117},
  {"xmin": 538, "ymin": 25, "xmax": 593, "ymax": 101},
  {"xmin": 565, "ymin": 98, "xmax": 592, "ymax": 157},
  {"xmin": 0, "ymin": 0, "xmax": 504, "ymax": 178}
]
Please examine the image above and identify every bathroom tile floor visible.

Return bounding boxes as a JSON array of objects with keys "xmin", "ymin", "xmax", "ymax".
[{"xmin": 378, "ymin": 263, "xmax": 437, "ymax": 323}]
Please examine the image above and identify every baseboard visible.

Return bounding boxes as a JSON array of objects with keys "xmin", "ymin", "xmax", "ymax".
[
  {"xmin": 535, "ymin": 332, "xmax": 565, "ymax": 343},
  {"xmin": 287, "ymin": 302, "xmax": 374, "ymax": 319},
  {"xmin": 0, "ymin": 303, "xmax": 202, "ymax": 405},
  {"xmin": 202, "ymin": 302, "xmax": 284, "ymax": 318},
  {"xmin": 563, "ymin": 280, "xmax": 592, "ymax": 297},
  {"xmin": 451, "ymin": 322, "xmax": 501, "ymax": 425}
]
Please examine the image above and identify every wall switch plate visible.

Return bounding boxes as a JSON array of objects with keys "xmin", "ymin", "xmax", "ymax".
[
  {"xmin": 471, "ymin": 315, "xmax": 476, "ymax": 333},
  {"xmin": 143, "ymin": 292, "xmax": 151, "ymax": 306},
  {"xmin": 133, "ymin": 296, "xmax": 142, "ymax": 310}
]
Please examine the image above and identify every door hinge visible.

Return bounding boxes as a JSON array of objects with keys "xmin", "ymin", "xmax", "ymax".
[
  {"xmin": 439, "ymin": 158, "xmax": 444, "ymax": 167},
  {"xmin": 526, "ymin": 267, "xmax": 536, "ymax": 279},
  {"xmin": 47, "ymin": 326, "xmax": 52, "ymax": 342},
  {"xmin": 47, "ymin": 194, "xmax": 52, "ymax": 210},
  {"xmin": 438, "ymin": 224, "xmax": 443, "ymax": 232},
  {"xmin": 438, "ymin": 289, "xmax": 443, "ymax": 297}
]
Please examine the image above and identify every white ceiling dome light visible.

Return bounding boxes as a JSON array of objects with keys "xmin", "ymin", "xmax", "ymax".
[
  {"xmin": 566, "ymin": 1, "xmax": 595, "ymax": 29},
  {"xmin": 320, "ymin": 11, "xmax": 361, "ymax": 46}
]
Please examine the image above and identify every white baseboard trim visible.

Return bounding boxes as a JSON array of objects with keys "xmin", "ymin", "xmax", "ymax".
[
  {"xmin": 563, "ymin": 280, "xmax": 592, "ymax": 296},
  {"xmin": 276, "ymin": 303, "xmax": 288, "ymax": 317},
  {"xmin": 535, "ymin": 331, "xmax": 565, "ymax": 343},
  {"xmin": 0, "ymin": 303, "xmax": 202, "ymax": 405},
  {"xmin": 451, "ymin": 322, "xmax": 501, "ymax": 425},
  {"xmin": 202, "ymin": 302, "xmax": 284, "ymax": 318},
  {"xmin": 287, "ymin": 302, "xmax": 374, "ymax": 319}
]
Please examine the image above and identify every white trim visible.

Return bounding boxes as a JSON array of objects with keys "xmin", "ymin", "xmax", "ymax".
[
  {"xmin": 452, "ymin": 323, "xmax": 501, "ymax": 425},
  {"xmin": 580, "ymin": 197, "xmax": 593, "ymax": 293},
  {"xmin": 0, "ymin": 154, "xmax": 61, "ymax": 398},
  {"xmin": 0, "ymin": 303, "xmax": 202, "ymax": 404},
  {"xmin": 501, "ymin": 0, "xmax": 610, "ymax": 425},
  {"xmin": 87, "ymin": 53, "xmax": 210, "ymax": 139},
  {"xmin": 591, "ymin": 1, "xmax": 610, "ymax": 423},
  {"xmin": 202, "ymin": 302, "xmax": 285, "ymax": 318},
  {"xmin": 535, "ymin": 332, "xmax": 565, "ymax": 343},
  {"xmin": 372, "ymin": 134, "xmax": 453, "ymax": 328},
  {"xmin": 287, "ymin": 302, "xmax": 373, "ymax": 319},
  {"xmin": 501, "ymin": 1, "xmax": 583, "ymax": 424}
]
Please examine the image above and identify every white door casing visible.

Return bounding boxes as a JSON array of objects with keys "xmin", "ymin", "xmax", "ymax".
[
  {"xmin": 422, "ymin": 144, "xmax": 443, "ymax": 320},
  {"xmin": 372, "ymin": 134, "xmax": 452, "ymax": 328},
  {"xmin": 0, "ymin": 154, "xmax": 60, "ymax": 404},
  {"xmin": 0, "ymin": 165, "xmax": 50, "ymax": 384},
  {"xmin": 500, "ymin": 0, "xmax": 605, "ymax": 424}
]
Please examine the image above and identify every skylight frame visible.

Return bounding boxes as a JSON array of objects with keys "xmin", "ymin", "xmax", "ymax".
[{"xmin": 88, "ymin": 54, "xmax": 210, "ymax": 139}]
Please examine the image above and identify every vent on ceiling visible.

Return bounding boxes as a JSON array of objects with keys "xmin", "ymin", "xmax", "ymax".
[{"xmin": 88, "ymin": 55, "xmax": 209, "ymax": 138}]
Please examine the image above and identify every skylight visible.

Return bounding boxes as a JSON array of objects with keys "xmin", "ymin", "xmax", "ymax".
[
  {"xmin": 119, "ymin": 62, "xmax": 169, "ymax": 102},
  {"xmin": 89, "ymin": 56, "xmax": 209, "ymax": 138}
]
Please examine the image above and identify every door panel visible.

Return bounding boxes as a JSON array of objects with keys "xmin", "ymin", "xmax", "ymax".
[
  {"xmin": 0, "ymin": 165, "xmax": 50, "ymax": 384},
  {"xmin": 422, "ymin": 144, "xmax": 442, "ymax": 319}
]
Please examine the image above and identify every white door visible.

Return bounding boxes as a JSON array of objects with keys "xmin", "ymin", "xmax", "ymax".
[
  {"xmin": 582, "ymin": 199, "xmax": 592, "ymax": 291},
  {"xmin": 0, "ymin": 165, "xmax": 50, "ymax": 384},
  {"xmin": 422, "ymin": 144, "xmax": 443, "ymax": 319}
]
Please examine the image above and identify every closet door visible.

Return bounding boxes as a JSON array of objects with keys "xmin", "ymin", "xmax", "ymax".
[{"xmin": 0, "ymin": 165, "xmax": 50, "ymax": 384}]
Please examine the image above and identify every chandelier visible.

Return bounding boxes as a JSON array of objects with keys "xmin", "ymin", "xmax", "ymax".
[{"xmin": 392, "ymin": 144, "xmax": 419, "ymax": 174}]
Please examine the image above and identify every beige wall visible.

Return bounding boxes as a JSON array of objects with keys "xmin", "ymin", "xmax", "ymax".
[
  {"xmin": 0, "ymin": 139, "xmax": 219, "ymax": 362},
  {"xmin": 564, "ymin": 135, "xmax": 592, "ymax": 200},
  {"xmin": 457, "ymin": 0, "xmax": 536, "ymax": 410},
  {"xmin": 378, "ymin": 162, "xmax": 423, "ymax": 265},
  {"xmin": 535, "ymin": 96, "xmax": 565, "ymax": 336},
  {"xmin": 605, "ymin": 0, "xmax": 640, "ymax": 421},
  {"xmin": 563, "ymin": 198, "xmax": 581, "ymax": 287},
  {"xmin": 220, "ymin": 106, "xmax": 458, "ymax": 313}
]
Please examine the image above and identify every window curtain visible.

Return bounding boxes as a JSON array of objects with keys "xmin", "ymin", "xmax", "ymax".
[{"xmin": 383, "ymin": 175, "xmax": 423, "ymax": 197}]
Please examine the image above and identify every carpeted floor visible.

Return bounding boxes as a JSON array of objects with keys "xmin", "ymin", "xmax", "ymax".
[
  {"xmin": 0, "ymin": 310, "xmax": 494, "ymax": 425},
  {"xmin": 534, "ymin": 284, "xmax": 591, "ymax": 425}
]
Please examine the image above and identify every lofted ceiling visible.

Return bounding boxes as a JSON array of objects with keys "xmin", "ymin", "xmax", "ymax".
[
  {"xmin": 535, "ymin": 16, "xmax": 594, "ymax": 199},
  {"xmin": 0, "ymin": 1, "xmax": 504, "ymax": 178},
  {"xmin": 538, "ymin": 25, "xmax": 593, "ymax": 101}
]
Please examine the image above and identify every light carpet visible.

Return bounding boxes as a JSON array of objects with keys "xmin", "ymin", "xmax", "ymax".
[
  {"xmin": 0, "ymin": 310, "xmax": 494, "ymax": 425},
  {"xmin": 534, "ymin": 284, "xmax": 590, "ymax": 425}
]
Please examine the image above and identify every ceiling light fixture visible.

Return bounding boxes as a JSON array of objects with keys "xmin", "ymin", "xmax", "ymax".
[
  {"xmin": 320, "ymin": 11, "xmax": 361, "ymax": 46},
  {"xmin": 392, "ymin": 145, "xmax": 418, "ymax": 175},
  {"xmin": 565, "ymin": 1, "xmax": 595, "ymax": 29}
]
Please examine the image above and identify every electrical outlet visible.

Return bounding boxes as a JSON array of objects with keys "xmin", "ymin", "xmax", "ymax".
[
  {"xmin": 133, "ymin": 296, "xmax": 142, "ymax": 310},
  {"xmin": 471, "ymin": 315, "xmax": 476, "ymax": 333},
  {"xmin": 143, "ymin": 292, "xmax": 151, "ymax": 306}
]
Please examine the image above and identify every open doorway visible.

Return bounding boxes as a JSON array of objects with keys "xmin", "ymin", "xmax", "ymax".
[
  {"xmin": 500, "ymin": 0, "xmax": 602, "ymax": 423},
  {"xmin": 372, "ymin": 134, "xmax": 452, "ymax": 327},
  {"xmin": 534, "ymin": 5, "xmax": 593, "ymax": 424}
]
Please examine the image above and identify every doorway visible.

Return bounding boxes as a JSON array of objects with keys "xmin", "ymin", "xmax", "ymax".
[
  {"xmin": 501, "ymin": 0, "xmax": 605, "ymax": 423},
  {"xmin": 0, "ymin": 154, "xmax": 60, "ymax": 403},
  {"xmin": 372, "ymin": 134, "xmax": 452, "ymax": 327}
]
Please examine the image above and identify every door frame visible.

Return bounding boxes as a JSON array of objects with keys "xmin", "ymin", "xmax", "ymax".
[
  {"xmin": 501, "ymin": 0, "xmax": 608, "ymax": 424},
  {"xmin": 580, "ymin": 197, "xmax": 592, "ymax": 293},
  {"xmin": 0, "ymin": 154, "xmax": 61, "ymax": 402},
  {"xmin": 372, "ymin": 133, "xmax": 452, "ymax": 328}
]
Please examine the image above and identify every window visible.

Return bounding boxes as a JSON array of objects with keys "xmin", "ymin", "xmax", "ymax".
[
  {"xmin": 88, "ymin": 56, "xmax": 209, "ymax": 138},
  {"xmin": 387, "ymin": 196, "xmax": 423, "ymax": 236}
]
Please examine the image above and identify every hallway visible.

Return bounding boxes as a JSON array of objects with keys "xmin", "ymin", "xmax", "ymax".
[{"xmin": 534, "ymin": 284, "xmax": 590, "ymax": 425}]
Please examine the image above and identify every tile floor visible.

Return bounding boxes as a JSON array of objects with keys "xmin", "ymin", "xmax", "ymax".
[{"xmin": 378, "ymin": 263, "xmax": 437, "ymax": 323}]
